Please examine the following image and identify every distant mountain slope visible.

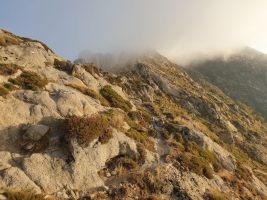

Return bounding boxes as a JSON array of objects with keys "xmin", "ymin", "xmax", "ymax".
[{"xmin": 187, "ymin": 47, "xmax": 267, "ymax": 119}]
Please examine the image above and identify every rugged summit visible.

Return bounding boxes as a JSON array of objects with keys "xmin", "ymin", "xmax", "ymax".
[
  {"xmin": 1, "ymin": 29, "xmax": 267, "ymax": 199},
  {"xmin": 188, "ymin": 47, "xmax": 267, "ymax": 119}
]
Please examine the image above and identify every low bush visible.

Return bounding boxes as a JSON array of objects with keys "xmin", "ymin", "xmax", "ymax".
[
  {"xmin": 0, "ymin": 63, "xmax": 21, "ymax": 75},
  {"xmin": 126, "ymin": 128, "xmax": 155, "ymax": 151},
  {"xmin": 100, "ymin": 85, "xmax": 132, "ymax": 112},
  {"xmin": 1, "ymin": 189, "xmax": 48, "ymax": 200},
  {"xmin": 65, "ymin": 114, "xmax": 110, "ymax": 146},
  {"xmin": 9, "ymin": 71, "xmax": 48, "ymax": 91},
  {"xmin": 54, "ymin": 58, "xmax": 73, "ymax": 74}
]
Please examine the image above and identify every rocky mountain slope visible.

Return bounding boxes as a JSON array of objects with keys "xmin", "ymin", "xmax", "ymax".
[
  {"xmin": 187, "ymin": 47, "xmax": 267, "ymax": 119},
  {"xmin": 1, "ymin": 29, "xmax": 267, "ymax": 199}
]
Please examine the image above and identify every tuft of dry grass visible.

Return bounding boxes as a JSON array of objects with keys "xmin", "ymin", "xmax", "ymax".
[{"xmin": 105, "ymin": 109, "xmax": 125, "ymax": 129}]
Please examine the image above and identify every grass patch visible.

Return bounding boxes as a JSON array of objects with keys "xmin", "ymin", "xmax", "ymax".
[
  {"xmin": 126, "ymin": 128, "xmax": 155, "ymax": 151},
  {"xmin": 9, "ymin": 71, "xmax": 48, "ymax": 91},
  {"xmin": 178, "ymin": 153, "xmax": 214, "ymax": 179},
  {"xmin": 66, "ymin": 83, "xmax": 109, "ymax": 106},
  {"xmin": 0, "ymin": 63, "xmax": 21, "ymax": 76},
  {"xmin": 100, "ymin": 85, "xmax": 132, "ymax": 112}
]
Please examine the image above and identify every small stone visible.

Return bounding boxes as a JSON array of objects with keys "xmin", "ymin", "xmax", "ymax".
[
  {"xmin": 0, "ymin": 194, "xmax": 6, "ymax": 200},
  {"xmin": 23, "ymin": 124, "xmax": 50, "ymax": 141},
  {"xmin": 111, "ymin": 171, "xmax": 117, "ymax": 176},
  {"xmin": 106, "ymin": 172, "xmax": 111, "ymax": 177}
]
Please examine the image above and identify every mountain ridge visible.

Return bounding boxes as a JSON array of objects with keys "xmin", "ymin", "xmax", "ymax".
[
  {"xmin": 1, "ymin": 29, "xmax": 267, "ymax": 199},
  {"xmin": 188, "ymin": 47, "xmax": 267, "ymax": 119}
]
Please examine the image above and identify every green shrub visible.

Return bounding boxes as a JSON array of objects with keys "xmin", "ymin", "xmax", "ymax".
[
  {"xmin": 66, "ymin": 83, "xmax": 109, "ymax": 106},
  {"xmin": 126, "ymin": 128, "xmax": 155, "ymax": 151},
  {"xmin": 1, "ymin": 189, "xmax": 47, "ymax": 200},
  {"xmin": 54, "ymin": 58, "xmax": 73, "ymax": 74},
  {"xmin": 84, "ymin": 88, "xmax": 110, "ymax": 106},
  {"xmin": 3, "ymin": 82, "xmax": 16, "ymax": 91},
  {"xmin": 178, "ymin": 153, "xmax": 214, "ymax": 179},
  {"xmin": 200, "ymin": 149, "xmax": 222, "ymax": 172},
  {"xmin": 100, "ymin": 85, "xmax": 132, "ymax": 112},
  {"xmin": 0, "ymin": 86, "xmax": 9, "ymax": 96},
  {"xmin": 0, "ymin": 63, "xmax": 21, "ymax": 75},
  {"xmin": 65, "ymin": 114, "xmax": 110, "ymax": 146},
  {"xmin": 9, "ymin": 71, "xmax": 48, "ymax": 91}
]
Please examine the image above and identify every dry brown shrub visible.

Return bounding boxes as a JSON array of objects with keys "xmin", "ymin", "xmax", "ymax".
[{"xmin": 65, "ymin": 114, "xmax": 110, "ymax": 146}]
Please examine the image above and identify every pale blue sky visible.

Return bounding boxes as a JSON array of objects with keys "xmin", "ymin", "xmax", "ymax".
[{"xmin": 1, "ymin": 1, "xmax": 267, "ymax": 62}]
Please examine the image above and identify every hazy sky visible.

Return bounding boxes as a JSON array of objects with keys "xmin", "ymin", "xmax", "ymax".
[{"xmin": 1, "ymin": 0, "xmax": 267, "ymax": 62}]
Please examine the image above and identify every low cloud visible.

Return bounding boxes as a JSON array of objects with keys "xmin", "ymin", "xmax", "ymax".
[{"xmin": 76, "ymin": 0, "xmax": 267, "ymax": 65}]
